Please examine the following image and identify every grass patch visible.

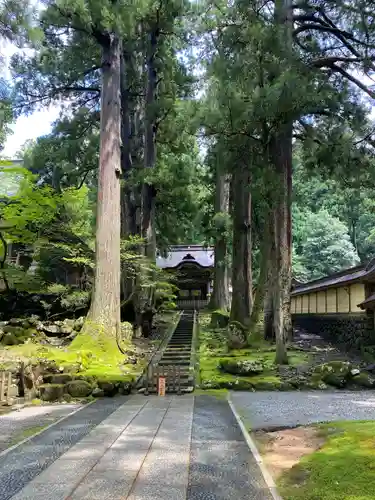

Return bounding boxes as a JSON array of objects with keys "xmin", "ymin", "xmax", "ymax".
[
  {"xmin": 198, "ymin": 312, "xmax": 310, "ymax": 391},
  {"xmin": 194, "ymin": 388, "xmax": 229, "ymax": 399},
  {"xmin": 278, "ymin": 420, "xmax": 375, "ymax": 500},
  {"xmin": 10, "ymin": 424, "xmax": 48, "ymax": 446}
]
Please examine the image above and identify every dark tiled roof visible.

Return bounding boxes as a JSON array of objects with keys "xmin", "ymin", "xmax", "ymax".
[
  {"xmin": 291, "ymin": 264, "xmax": 369, "ymax": 295},
  {"xmin": 156, "ymin": 245, "xmax": 214, "ymax": 269}
]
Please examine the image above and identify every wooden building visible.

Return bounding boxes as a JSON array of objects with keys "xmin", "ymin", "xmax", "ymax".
[
  {"xmin": 156, "ymin": 245, "xmax": 214, "ymax": 309},
  {"xmin": 291, "ymin": 259, "xmax": 375, "ymax": 347}
]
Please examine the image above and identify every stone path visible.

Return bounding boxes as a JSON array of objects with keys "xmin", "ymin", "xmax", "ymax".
[
  {"xmin": 231, "ymin": 390, "xmax": 375, "ymax": 430},
  {"xmin": 0, "ymin": 395, "xmax": 273, "ymax": 500}
]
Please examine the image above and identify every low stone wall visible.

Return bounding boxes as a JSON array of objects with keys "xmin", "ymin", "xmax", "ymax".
[{"xmin": 292, "ymin": 313, "xmax": 375, "ymax": 350}]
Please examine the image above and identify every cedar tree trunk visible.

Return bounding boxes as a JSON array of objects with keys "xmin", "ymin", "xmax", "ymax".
[
  {"xmin": 210, "ymin": 170, "xmax": 230, "ymax": 311},
  {"xmin": 86, "ymin": 34, "xmax": 122, "ymax": 339},
  {"xmin": 230, "ymin": 165, "xmax": 252, "ymax": 327}
]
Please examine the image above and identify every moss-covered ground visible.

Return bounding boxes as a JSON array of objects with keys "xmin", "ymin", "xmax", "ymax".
[
  {"xmin": 198, "ymin": 312, "xmax": 310, "ymax": 391},
  {"xmin": 278, "ymin": 420, "xmax": 375, "ymax": 499},
  {"xmin": 1, "ymin": 312, "xmax": 178, "ymax": 391}
]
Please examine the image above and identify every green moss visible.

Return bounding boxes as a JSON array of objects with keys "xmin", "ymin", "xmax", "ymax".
[
  {"xmin": 198, "ymin": 315, "xmax": 311, "ymax": 392},
  {"xmin": 278, "ymin": 421, "xmax": 375, "ymax": 500},
  {"xmin": 10, "ymin": 424, "xmax": 48, "ymax": 446}
]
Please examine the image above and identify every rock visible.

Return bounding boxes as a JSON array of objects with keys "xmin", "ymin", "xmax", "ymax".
[
  {"xmin": 279, "ymin": 382, "xmax": 295, "ymax": 391},
  {"xmin": 363, "ymin": 364, "xmax": 375, "ymax": 373},
  {"xmin": 66, "ymin": 380, "xmax": 93, "ymax": 398},
  {"xmin": 92, "ymin": 387, "xmax": 105, "ymax": 397},
  {"xmin": 227, "ymin": 322, "xmax": 247, "ymax": 349},
  {"xmin": 50, "ymin": 373, "xmax": 74, "ymax": 385},
  {"xmin": 314, "ymin": 361, "xmax": 352, "ymax": 377},
  {"xmin": 288, "ymin": 375, "xmax": 308, "ymax": 388},
  {"xmin": 351, "ymin": 369, "xmax": 361, "ymax": 376},
  {"xmin": 210, "ymin": 310, "xmax": 230, "ymax": 329},
  {"xmin": 3, "ymin": 325, "xmax": 24, "ymax": 336},
  {"xmin": 73, "ymin": 317, "xmax": 84, "ymax": 331},
  {"xmin": 28, "ymin": 315, "xmax": 40, "ymax": 326},
  {"xmin": 252, "ymin": 381, "xmax": 279, "ymax": 391},
  {"xmin": 120, "ymin": 322, "xmax": 133, "ymax": 341},
  {"xmin": 219, "ymin": 359, "xmax": 264, "ymax": 376},
  {"xmin": 305, "ymin": 380, "xmax": 329, "ymax": 390},
  {"xmin": 42, "ymin": 324, "xmax": 60, "ymax": 335},
  {"xmin": 314, "ymin": 361, "xmax": 352, "ymax": 388},
  {"xmin": 21, "ymin": 320, "xmax": 31, "ymax": 329},
  {"xmin": 97, "ymin": 381, "xmax": 117, "ymax": 397},
  {"xmin": 231, "ymin": 379, "xmax": 253, "ymax": 390},
  {"xmin": 60, "ymin": 325, "xmax": 73, "ymax": 335},
  {"xmin": 9, "ymin": 318, "xmax": 23, "ymax": 326},
  {"xmin": 324, "ymin": 373, "xmax": 347, "ymax": 388},
  {"xmin": 121, "ymin": 382, "xmax": 132, "ymax": 395},
  {"xmin": 352, "ymin": 372, "xmax": 375, "ymax": 388},
  {"xmin": 2, "ymin": 332, "xmax": 21, "ymax": 345},
  {"xmin": 40, "ymin": 384, "xmax": 65, "ymax": 402}
]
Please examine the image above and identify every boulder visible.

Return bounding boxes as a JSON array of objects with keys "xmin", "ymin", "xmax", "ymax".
[
  {"xmin": 352, "ymin": 372, "xmax": 375, "ymax": 388},
  {"xmin": 219, "ymin": 359, "xmax": 264, "ymax": 376},
  {"xmin": 41, "ymin": 323, "xmax": 61, "ymax": 336},
  {"xmin": 40, "ymin": 384, "xmax": 65, "ymax": 402},
  {"xmin": 227, "ymin": 322, "xmax": 247, "ymax": 349},
  {"xmin": 210, "ymin": 310, "xmax": 230, "ymax": 329},
  {"xmin": 252, "ymin": 381, "xmax": 280, "ymax": 391},
  {"xmin": 92, "ymin": 387, "xmax": 105, "ymax": 397},
  {"xmin": 314, "ymin": 361, "xmax": 352, "ymax": 388},
  {"xmin": 97, "ymin": 381, "xmax": 117, "ymax": 397},
  {"xmin": 9, "ymin": 318, "xmax": 23, "ymax": 326},
  {"xmin": 2, "ymin": 332, "xmax": 21, "ymax": 345},
  {"xmin": 66, "ymin": 380, "xmax": 93, "ymax": 398},
  {"xmin": 74, "ymin": 317, "xmax": 85, "ymax": 331},
  {"xmin": 324, "ymin": 373, "xmax": 346, "ymax": 388},
  {"xmin": 50, "ymin": 373, "xmax": 74, "ymax": 385}
]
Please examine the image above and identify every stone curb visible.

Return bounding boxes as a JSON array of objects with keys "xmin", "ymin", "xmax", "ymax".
[
  {"xmin": 0, "ymin": 400, "xmax": 95, "ymax": 459},
  {"xmin": 227, "ymin": 396, "xmax": 283, "ymax": 500}
]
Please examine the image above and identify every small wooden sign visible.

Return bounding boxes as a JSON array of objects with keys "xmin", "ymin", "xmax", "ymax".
[{"xmin": 158, "ymin": 376, "xmax": 166, "ymax": 396}]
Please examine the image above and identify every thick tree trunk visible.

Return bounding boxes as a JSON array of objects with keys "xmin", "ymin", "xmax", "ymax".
[
  {"xmin": 271, "ymin": 0, "xmax": 293, "ymax": 363},
  {"xmin": 85, "ymin": 35, "xmax": 122, "ymax": 340},
  {"xmin": 142, "ymin": 27, "xmax": 158, "ymax": 262},
  {"xmin": 271, "ymin": 129, "xmax": 291, "ymax": 364},
  {"xmin": 210, "ymin": 171, "xmax": 230, "ymax": 311},
  {"xmin": 230, "ymin": 165, "xmax": 252, "ymax": 327},
  {"xmin": 250, "ymin": 217, "xmax": 270, "ymax": 335},
  {"xmin": 264, "ymin": 208, "xmax": 276, "ymax": 340}
]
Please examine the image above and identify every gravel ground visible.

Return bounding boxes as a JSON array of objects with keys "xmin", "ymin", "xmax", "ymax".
[
  {"xmin": 0, "ymin": 403, "xmax": 81, "ymax": 453},
  {"xmin": 187, "ymin": 395, "xmax": 273, "ymax": 499},
  {"xmin": 231, "ymin": 391, "xmax": 375, "ymax": 430}
]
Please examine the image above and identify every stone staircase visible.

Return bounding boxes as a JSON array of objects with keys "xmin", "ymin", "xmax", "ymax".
[{"xmin": 143, "ymin": 311, "xmax": 195, "ymax": 394}]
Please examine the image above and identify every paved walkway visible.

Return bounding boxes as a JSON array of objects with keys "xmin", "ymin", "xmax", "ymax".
[
  {"xmin": 0, "ymin": 395, "xmax": 273, "ymax": 500},
  {"xmin": 231, "ymin": 390, "xmax": 375, "ymax": 430}
]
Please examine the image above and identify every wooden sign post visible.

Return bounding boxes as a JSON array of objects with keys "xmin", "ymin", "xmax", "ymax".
[{"xmin": 158, "ymin": 376, "xmax": 166, "ymax": 396}]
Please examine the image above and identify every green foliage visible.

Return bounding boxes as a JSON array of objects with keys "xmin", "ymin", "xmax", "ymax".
[{"xmin": 293, "ymin": 208, "xmax": 360, "ymax": 280}]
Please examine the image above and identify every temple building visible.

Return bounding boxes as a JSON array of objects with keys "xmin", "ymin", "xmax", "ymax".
[{"xmin": 156, "ymin": 245, "xmax": 214, "ymax": 308}]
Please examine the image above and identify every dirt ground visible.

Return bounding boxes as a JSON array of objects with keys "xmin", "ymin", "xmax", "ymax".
[{"xmin": 252, "ymin": 426, "xmax": 325, "ymax": 479}]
